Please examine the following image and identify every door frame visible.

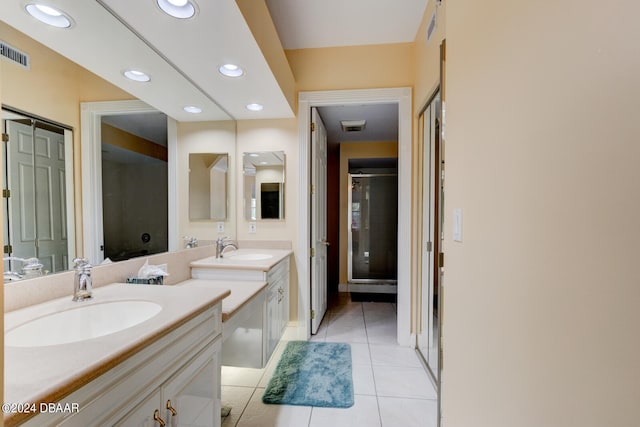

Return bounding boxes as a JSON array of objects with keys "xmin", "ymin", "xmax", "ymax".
[
  {"xmin": 296, "ymin": 88, "xmax": 413, "ymax": 345},
  {"xmin": 80, "ymin": 100, "xmax": 178, "ymax": 263}
]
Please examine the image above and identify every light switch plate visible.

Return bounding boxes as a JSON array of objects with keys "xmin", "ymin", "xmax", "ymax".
[
  {"xmin": 217, "ymin": 222, "xmax": 224, "ymax": 233},
  {"xmin": 249, "ymin": 222, "xmax": 257, "ymax": 233}
]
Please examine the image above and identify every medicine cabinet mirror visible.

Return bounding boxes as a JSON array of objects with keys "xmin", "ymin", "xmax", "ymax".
[
  {"xmin": 243, "ymin": 151, "xmax": 285, "ymax": 220},
  {"xmin": 189, "ymin": 153, "xmax": 229, "ymax": 221}
]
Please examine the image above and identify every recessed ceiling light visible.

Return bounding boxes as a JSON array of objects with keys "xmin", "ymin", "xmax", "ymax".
[
  {"xmin": 157, "ymin": 0, "xmax": 196, "ymax": 19},
  {"xmin": 123, "ymin": 69, "xmax": 151, "ymax": 82},
  {"xmin": 249, "ymin": 153, "xmax": 260, "ymax": 157},
  {"xmin": 25, "ymin": 3, "xmax": 72, "ymax": 28},
  {"xmin": 219, "ymin": 64, "xmax": 244, "ymax": 78},
  {"xmin": 246, "ymin": 103, "xmax": 264, "ymax": 112},
  {"xmin": 183, "ymin": 106, "xmax": 202, "ymax": 114}
]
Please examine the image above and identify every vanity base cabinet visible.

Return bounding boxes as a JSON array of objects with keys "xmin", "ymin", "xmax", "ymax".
[{"xmin": 21, "ymin": 304, "xmax": 223, "ymax": 427}]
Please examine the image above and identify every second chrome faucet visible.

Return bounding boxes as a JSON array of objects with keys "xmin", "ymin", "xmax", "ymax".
[{"xmin": 216, "ymin": 237, "xmax": 238, "ymax": 258}]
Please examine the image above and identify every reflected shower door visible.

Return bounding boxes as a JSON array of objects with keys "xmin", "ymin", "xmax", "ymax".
[{"xmin": 348, "ymin": 174, "xmax": 398, "ymax": 286}]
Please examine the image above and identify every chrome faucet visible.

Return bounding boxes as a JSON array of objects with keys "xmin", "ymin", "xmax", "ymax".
[
  {"xmin": 72, "ymin": 258, "xmax": 93, "ymax": 301},
  {"xmin": 184, "ymin": 236, "xmax": 198, "ymax": 249},
  {"xmin": 216, "ymin": 237, "xmax": 238, "ymax": 258}
]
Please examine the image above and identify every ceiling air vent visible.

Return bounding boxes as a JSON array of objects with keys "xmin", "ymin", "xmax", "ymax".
[
  {"xmin": 0, "ymin": 41, "xmax": 30, "ymax": 70},
  {"xmin": 341, "ymin": 120, "xmax": 366, "ymax": 132}
]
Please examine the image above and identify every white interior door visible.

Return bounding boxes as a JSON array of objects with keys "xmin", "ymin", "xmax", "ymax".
[
  {"xmin": 5, "ymin": 120, "xmax": 68, "ymax": 273},
  {"xmin": 6, "ymin": 120, "xmax": 38, "ymax": 265},
  {"xmin": 311, "ymin": 107, "xmax": 328, "ymax": 334}
]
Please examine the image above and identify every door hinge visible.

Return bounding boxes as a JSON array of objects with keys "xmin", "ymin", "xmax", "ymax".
[
  {"xmin": 310, "ymin": 247, "xmax": 315, "ymax": 257},
  {"xmin": 426, "ymin": 241, "xmax": 433, "ymax": 252},
  {"xmin": 2, "ymin": 133, "xmax": 9, "ymax": 143},
  {"xmin": 310, "ymin": 122, "xmax": 316, "ymax": 132},
  {"xmin": 311, "ymin": 309, "xmax": 315, "ymax": 320},
  {"xmin": 310, "ymin": 184, "xmax": 315, "ymax": 194},
  {"xmin": 2, "ymin": 189, "xmax": 10, "ymax": 198},
  {"xmin": 439, "ymin": 252, "xmax": 444, "ymax": 267},
  {"xmin": 4, "ymin": 244, "xmax": 12, "ymax": 254}
]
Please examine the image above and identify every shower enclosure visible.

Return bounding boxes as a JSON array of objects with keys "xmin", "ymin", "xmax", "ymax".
[{"xmin": 348, "ymin": 173, "xmax": 398, "ymax": 293}]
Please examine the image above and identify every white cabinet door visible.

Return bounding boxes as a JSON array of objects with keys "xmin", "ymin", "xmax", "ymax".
[
  {"xmin": 162, "ymin": 339, "xmax": 222, "ymax": 427},
  {"xmin": 265, "ymin": 282, "xmax": 280, "ymax": 361},
  {"xmin": 113, "ymin": 389, "xmax": 163, "ymax": 427}
]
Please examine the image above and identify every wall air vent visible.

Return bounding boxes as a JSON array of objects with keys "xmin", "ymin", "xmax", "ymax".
[
  {"xmin": 0, "ymin": 41, "xmax": 30, "ymax": 70},
  {"xmin": 341, "ymin": 120, "xmax": 366, "ymax": 132}
]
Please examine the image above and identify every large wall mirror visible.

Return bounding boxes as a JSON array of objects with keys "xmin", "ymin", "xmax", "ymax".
[
  {"xmin": 243, "ymin": 151, "xmax": 285, "ymax": 220},
  {"xmin": 189, "ymin": 153, "xmax": 229, "ymax": 221}
]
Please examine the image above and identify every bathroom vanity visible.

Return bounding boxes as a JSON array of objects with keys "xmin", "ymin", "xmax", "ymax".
[
  {"xmin": 4, "ymin": 284, "xmax": 229, "ymax": 427},
  {"xmin": 188, "ymin": 248, "xmax": 291, "ymax": 368}
]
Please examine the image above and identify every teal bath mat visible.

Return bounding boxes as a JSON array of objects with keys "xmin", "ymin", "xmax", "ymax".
[{"xmin": 262, "ymin": 341, "xmax": 354, "ymax": 408}]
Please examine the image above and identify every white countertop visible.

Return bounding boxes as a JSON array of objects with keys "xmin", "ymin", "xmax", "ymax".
[
  {"xmin": 4, "ymin": 283, "xmax": 229, "ymax": 424},
  {"xmin": 190, "ymin": 248, "xmax": 292, "ymax": 271},
  {"xmin": 178, "ymin": 279, "xmax": 267, "ymax": 321}
]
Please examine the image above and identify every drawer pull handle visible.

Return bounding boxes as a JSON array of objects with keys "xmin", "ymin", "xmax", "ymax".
[
  {"xmin": 166, "ymin": 400, "xmax": 177, "ymax": 416},
  {"xmin": 153, "ymin": 409, "xmax": 166, "ymax": 426}
]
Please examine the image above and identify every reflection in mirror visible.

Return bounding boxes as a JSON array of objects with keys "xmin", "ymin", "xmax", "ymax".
[
  {"xmin": 243, "ymin": 151, "xmax": 285, "ymax": 220},
  {"xmin": 2, "ymin": 108, "xmax": 75, "ymax": 282},
  {"xmin": 100, "ymin": 113, "xmax": 168, "ymax": 262},
  {"xmin": 189, "ymin": 153, "xmax": 228, "ymax": 221}
]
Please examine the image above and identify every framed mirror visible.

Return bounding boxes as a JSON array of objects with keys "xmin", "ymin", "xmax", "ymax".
[
  {"xmin": 189, "ymin": 153, "xmax": 229, "ymax": 221},
  {"xmin": 243, "ymin": 151, "xmax": 285, "ymax": 220}
]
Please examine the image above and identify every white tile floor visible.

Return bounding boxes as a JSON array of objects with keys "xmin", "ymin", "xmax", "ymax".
[{"xmin": 221, "ymin": 293, "xmax": 438, "ymax": 427}]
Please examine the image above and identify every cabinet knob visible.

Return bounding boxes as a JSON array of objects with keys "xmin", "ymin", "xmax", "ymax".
[
  {"xmin": 166, "ymin": 399, "xmax": 177, "ymax": 416},
  {"xmin": 153, "ymin": 409, "xmax": 166, "ymax": 426}
]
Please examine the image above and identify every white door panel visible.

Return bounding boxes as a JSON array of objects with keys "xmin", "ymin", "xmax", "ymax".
[{"xmin": 311, "ymin": 108, "xmax": 328, "ymax": 334}]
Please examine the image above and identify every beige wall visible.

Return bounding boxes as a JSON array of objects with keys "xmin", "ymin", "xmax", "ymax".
[
  {"xmin": 339, "ymin": 141, "xmax": 398, "ymax": 285},
  {"xmin": 442, "ymin": 1, "xmax": 640, "ymax": 425},
  {"xmin": 236, "ymin": 118, "xmax": 299, "ymax": 320},
  {"xmin": 414, "ymin": 1, "xmax": 445, "ymax": 110},
  {"xmin": 286, "ymin": 43, "xmax": 415, "ymax": 92},
  {"xmin": 0, "ymin": 22, "xmax": 134, "ymax": 254}
]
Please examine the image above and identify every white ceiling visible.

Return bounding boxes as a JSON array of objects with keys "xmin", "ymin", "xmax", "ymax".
[
  {"xmin": 265, "ymin": 0, "xmax": 429, "ymax": 49},
  {"xmin": 317, "ymin": 104, "xmax": 398, "ymax": 144},
  {"xmin": 1, "ymin": 0, "xmax": 427, "ymax": 142},
  {"xmin": 0, "ymin": 0, "xmax": 294, "ymax": 121}
]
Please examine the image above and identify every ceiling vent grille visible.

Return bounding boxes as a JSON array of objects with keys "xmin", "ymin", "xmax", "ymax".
[
  {"xmin": 341, "ymin": 120, "xmax": 366, "ymax": 132},
  {"xmin": 0, "ymin": 41, "xmax": 30, "ymax": 70}
]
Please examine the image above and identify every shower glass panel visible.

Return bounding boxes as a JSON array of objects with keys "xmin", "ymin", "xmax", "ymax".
[{"xmin": 348, "ymin": 174, "xmax": 398, "ymax": 285}]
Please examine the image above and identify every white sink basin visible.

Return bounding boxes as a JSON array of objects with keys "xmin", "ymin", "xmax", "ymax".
[
  {"xmin": 5, "ymin": 300, "xmax": 162, "ymax": 348},
  {"xmin": 225, "ymin": 253, "xmax": 273, "ymax": 261}
]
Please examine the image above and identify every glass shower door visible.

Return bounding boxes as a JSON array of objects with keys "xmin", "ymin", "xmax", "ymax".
[{"xmin": 348, "ymin": 174, "xmax": 398, "ymax": 287}]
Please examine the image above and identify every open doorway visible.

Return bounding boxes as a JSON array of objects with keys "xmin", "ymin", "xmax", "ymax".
[{"xmin": 297, "ymin": 88, "xmax": 412, "ymax": 345}]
